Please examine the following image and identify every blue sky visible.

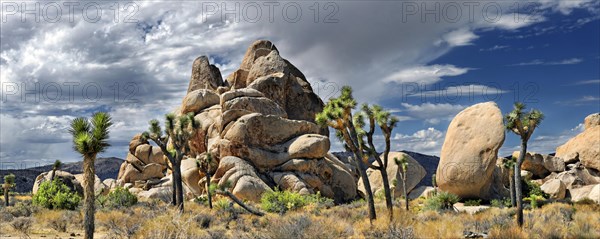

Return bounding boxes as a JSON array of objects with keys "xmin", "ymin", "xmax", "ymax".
[{"xmin": 1, "ymin": 1, "xmax": 599, "ymax": 168}]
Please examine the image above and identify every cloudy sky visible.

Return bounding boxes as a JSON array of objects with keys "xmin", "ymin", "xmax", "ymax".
[{"xmin": 1, "ymin": 0, "xmax": 599, "ymax": 169}]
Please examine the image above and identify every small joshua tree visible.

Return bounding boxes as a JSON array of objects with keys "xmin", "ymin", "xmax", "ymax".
[
  {"xmin": 3, "ymin": 174, "xmax": 15, "ymax": 207},
  {"xmin": 69, "ymin": 112, "xmax": 113, "ymax": 239},
  {"xmin": 316, "ymin": 86, "xmax": 377, "ymax": 222},
  {"xmin": 394, "ymin": 156, "xmax": 409, "ymax": 211},
  {"xmin": 354, "ymin": 104, "xmax": 398, "ymax": 221},
  {"xmin": 196, "ymin": 152, "xmax": 213, "ymax": 209},
  {"xmin": 502, "ymin": 156, "xmax": 517, "ymax": 207},
  {"xmin": 50, "ymin": 160, "xmax": 62, "ymax": 181},
  {"xmin": 504, "ymin": 102, "xmax": 544, "ymax": 227},
  {"xmin": 142, "ymin": 112, "xmax": 200, "ymax": 212}
]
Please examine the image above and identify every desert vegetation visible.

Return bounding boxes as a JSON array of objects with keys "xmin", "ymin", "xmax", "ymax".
[{"xmin": 2, "ymin": 191, "xmax": 600, "ymax": 238}]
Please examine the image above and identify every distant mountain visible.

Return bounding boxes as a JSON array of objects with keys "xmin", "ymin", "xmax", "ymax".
[
  {"xmin": 332, "ymin": 151, "xmax": 440, "ymax": 188},
  {"xmin": 0, "ymin": 157, "xmax": 123, "ymax": 193}
]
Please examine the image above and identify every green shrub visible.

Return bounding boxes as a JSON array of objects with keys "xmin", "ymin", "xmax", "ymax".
[
  {"xmin": 490, "ymin": 198, "xmax": 512, "ymax": 208},
  {"xmin": 524, "ymin": 180, "xmax": 548, "ymax": 198},
  {"xmin": 98, "ymin": 187, "xmax": 137, "ymax": 209},
  {"xmin": 32, "ymin": 179, "xmax": 81, "ymax": 210},
  {"xmin": 214, "ymin": 198, "xmax": 231, "ymax": 211},
  {"xmin": 260, "ymin": 189, "xmax": 333, "ymax": 214},
  {"xmin": 464, "ymin": 199, "xmax": 482, "ymax": 206},
  {"xmin": 423, "ymin": 191, "xmax": 460, "ymax": 212}
]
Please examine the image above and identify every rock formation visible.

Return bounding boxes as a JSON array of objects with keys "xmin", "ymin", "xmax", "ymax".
[
  {"xmin": 117, "ymin": 40, "xmax": 355, "ymax": 203},
  {"xmin": 556, "ymin": 113, "xmax": 600, "ymax": 171},
  {"xmin": 436, "ymin": 102, "xmax": 506, "ymax": 199},
  {"xmin": 358, "ymin": 152, "xmax": 426, "ymax": 198}
]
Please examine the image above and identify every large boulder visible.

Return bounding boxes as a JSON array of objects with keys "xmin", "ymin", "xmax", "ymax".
[
  {"xmin": 436, "ymin": 102, "xmax": 505, "ymax": 199},
  {"xmin": 211, "ymin": 156, "xmax": 272, "ymax": 202},
  {"xmin": 181, "ymin": 89, "xmax": 220, "ymax": 114},
  {"xmin": 512, "ymin": 151, "xmax": 550, "ymax": 179},
  {"xmin": 545, "ymin": 163, "xmax": 600, "ymax": 189},
  {"xmin": 187, "ymin": 56, "xmax": 223, "ymax": 92},
  {"xmin": 569, "ymin": 184, "xmax": 600, "ymax": 204},
  {"xmin": 584, "ymin": 113, "xmax": 600, "ymax": 130},
  {"xmin": 541, "ymin": 179, "xmax": 566, "ymax": 199},
  {"xmin": 74, "ymin": 174, "xmax": 107, "ymax": 196},
  {"xmin": 556, "ymin": 113, "xmax": 600, "ymax": 171},
  {"xmin": 358, "ymin": 152, "xmax": 426, "ymax": 198},
  {"xmin": 32, "ymin": 170, "xmax": 83, "ymax": 195}
]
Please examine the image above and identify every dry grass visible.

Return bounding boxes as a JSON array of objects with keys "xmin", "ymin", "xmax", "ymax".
[{"xmin": 1, "ymin": 194, "xmax": 599, "ymax": 238}]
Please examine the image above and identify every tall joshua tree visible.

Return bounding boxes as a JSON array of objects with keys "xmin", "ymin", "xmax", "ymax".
[
  {"xmin": 504, "ymin": 102, "xmax": 544, "ymax": 227},
  {"xmin": 142, "ymin": 112, "xmax": 200, "ymax": 212},
  {"xmin": 69, "ymin": 112, "xmax": 113, "ymax": 239},
  {"xmin": 3, "ymin": 174, "xmax": 15, "ymax": 207},
  {"xmin": 354, "ymin": 104, "xmax": 398, "ymax": 221},
  {"xmin": 502, "ymin": 156, "xmax": 517, "ymax": 207},
  {"xmin": 316, "ymin": 86, "xmax": 377, "ymax": 222},
  {"xmin": 394, "ymin": 156, "xmax": 409, "ymax": 211},
  {"xmin": 50, "ymin": 160, "xmax": 62, "ymax": 181}
]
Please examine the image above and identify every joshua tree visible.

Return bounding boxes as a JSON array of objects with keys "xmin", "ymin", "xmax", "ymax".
[
  {"xmin": 502, "ymin": 156, "xmax": 517, "ymax": 207},
  {"xmin": 196, "ymin": 152, "xmax": 213, "ymax": 209},
  {"xmin": 50, "ymin": 160, "xmax": 62, "ymax": 181},
  {"xmin": 69, "ymin": 112, "xmax": 113, "ymax": 239},
  {"xmin": 504, "ymin": 102, "xmax": 544, "ymax": 227},
  {"xmin": 394, "ymin": 156, "xmax": 409, "ymax": 211},
  {"xmin": 316, "ymin": 86, "xmax": 377, "ymax": 222},
  {"xmin": 142, "ymin": 112, "xmax": 200, "ymax": 212},
  {"xmin": 214, "ymin": 181, "xmax": 264, "ymax": 216},
  {"xmin": 3, "ymin": 174, "xmax": 15, "ymax": 207},
  {"xmin": 354, "ymin": 104, "xmax": 398, "ymax": 221}
]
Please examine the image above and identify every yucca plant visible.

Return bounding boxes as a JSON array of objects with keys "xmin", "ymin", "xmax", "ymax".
[
  {"xmin": 50, "ymin": 160, "xmax": 62, "ymax": 181},
  {"xmin": 3, "ymin": 174, "xmax": 15, "ymax": 207},
  {"xmin": 354, "ymin": 104, "xmax": 398, "ymax": 221},
  {"xmin": 69, "ymin": 112, "xmax": 113, "ymax": 239},
  {"xmin": 504, "ymin": 102, "xmax": 544, "ymax": 227},
  {"xmin": 142, "ymin": 112, "xmax": 200, "ymax": 212},
  {"xmin": 196, "ymin": 152, "xmax": 213, "ymax": 209},
  {"xmin": 394, "ymin": 156, "xmax": 409, "ymax": 211},
  {"xmin": 316, "ymin": 86, "xmax": 377, "ymax": 222}
]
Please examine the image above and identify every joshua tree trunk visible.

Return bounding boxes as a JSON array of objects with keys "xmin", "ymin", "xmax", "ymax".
[
  {"xmin": 3, "ymin": 185, "xmax": 9, "ymax": 207},
  {"xmin": 402, "ymin": 175, "xmax": 409, "ymax": 211},
  {"xmin": 173, "ymin": 161, "xmax": 184, "ymax": 212},
  {"xmin": 509, "ymin": 169, "xmax": 516, "ymax": 207},
  {"xmin": 171, "ymin": 173, "xmax": 177, "ymax": 206},
  {"xmin": 216, "ymin": 190, "xmax": 264, "ymax": 216},
  {"xmin": 380, "ymin": 169, "xmax": 393, "ymax": 220},
  {"xmin": 50, "ymin": 169, "xmax": 57, "ymax": 181},
  {"xmin": 515, "ymin": 141, "xmax": 527, "ymax": 227},
  {"xmin": 83, "ymin": 155, "xmax": 96, "ymax": 239},
  {"xmin": 205, "ymin": 171, "xmax": 213, "ymax": 209},
  {"xmin": 355, "ymin": 156, "xmax": 376, "ymax": 222}
]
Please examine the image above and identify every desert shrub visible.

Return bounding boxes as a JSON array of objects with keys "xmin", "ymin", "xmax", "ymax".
[
  {"xmin": 464, "ymin": 199, "xmax": 482, "ymax": 206},
  {"xmin": 524, "ymin": 180, "xmax": 548, "ymax": 198},
  {"xmin": 36, "ymin": 210, "xmax": 72, "ymax": 232},
  {"xmin": 33, "ymin": 179, "xmax": 81, "ymax": 210},
  {"xmin": 423, "ymin": 191, "xmax": 460, "ymax": 212},
  {"xmin": 214, "ymin": 198, "xmax": 232, "ymax": 210},
  {"xmin": 260, "ymin": 189, "xmax": 332, "ymax": 214},
  {"xmin": 96, "ymin": 210, "xmax": 142, "ymax": 239},
  {"xmin": 98, "ymin": 186, "xmax": 137, "ymax": 209},
  {"xmin": 10, "ymin": 217, "xmax": 33, "ymax": 236},
  {"xmin": 264, "ymin": 213, "xmax": 352, "ymax": 238},
  {"xmin": 193, "ymin": 213, "xmax": 213, "ymax": 229},
  {"xmin": 490, "ymin": 198, "xmax": 511, "ymax": 208}
]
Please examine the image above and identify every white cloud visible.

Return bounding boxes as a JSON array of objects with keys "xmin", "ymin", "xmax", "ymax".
[
  {"xmin": 510, "ymin": 58, "xmax": 583, "ymax": 66},
  {"xmin": 391, "ymin": 128, "xmax": 445, "ymax": 156},
  {"xmin": 437, "ymin": 28, "xmax": 479, "ymax": 47},
  {"xmin": 384, "ymin": 64, "xmax": 470, "ymax": 85},
  {"xmin": 412, "ymin": 84, "xmax": 509, "ymax": 99},
  {"xmin": 400, "ymin": 103, "xmax": 466, "ymax": 124},
  {"xmin": 480, "ymin": 45, "xmax": 509, "ymax": 51},
  {"xmin": 572, "ymin": 79, "xmax": 600, "ymax": 85}
]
